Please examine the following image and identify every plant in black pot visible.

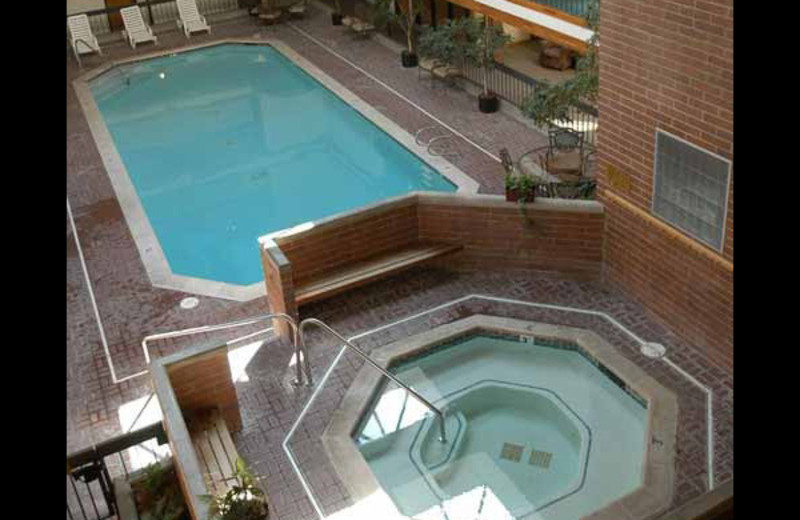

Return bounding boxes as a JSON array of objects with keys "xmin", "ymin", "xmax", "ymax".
[
  {"xmin": 375, "ymin": 0, "xmax": 427, "ymax": 67},
  {"xmin": 469, "ymin": 16, "xmax": 510, "ymax": 113},
  {"xmin": 331, "ymin": 0, "xmax": 343, "ymax": 25},
  {"xmin": 203, "ymin": 459, "xmax": 269, "ymax": 520}
]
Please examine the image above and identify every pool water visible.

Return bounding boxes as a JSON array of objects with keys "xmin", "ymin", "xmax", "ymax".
[
  {"xmin": 356, "ymin": 334, "xmax": 647, "ymax": 520},
  {"xmin": 90, "ymin": 44, "xmax": 455, "ymax": 285}
]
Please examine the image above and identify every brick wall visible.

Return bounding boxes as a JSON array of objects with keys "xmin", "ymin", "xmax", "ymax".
[
  {"xmin": 278, "ymin": 201, "xmax": 419, "ymax": 287},
  {"xmin": 166, "ymin": 347, "xmax": 242, "ymax": 432},
  {"xmin": 597, "ymin": 0, "xmax": 733, "ymax": 367},
  {"xmin": 418, "ymin": 197, "xmax": 604, "ymax": 277},
  {"xmin": 261, "ymin": 193, "xmax": 605, "ymax": 339}
]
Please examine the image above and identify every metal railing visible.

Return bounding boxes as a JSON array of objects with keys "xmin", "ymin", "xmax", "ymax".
[
  {"xmin": 461, "ymin": 61, "xmax": 598, "ymax": 146},
  {"xmin": 141, "ymin": 312, "xmax": 309, "ymax": 386},
  {"xmin": 528, "ymin": 0, "xmax": 589, "ymax": 18},
  {"xmin": 67, "ymin": 0, "xmax": 241, "ymax": 37},
  {"xmin": 298, "ymin": 318, "xmax": 448, "ymax": 443},
  {"xmin": 67, "ymin": 422, "xmax": 169, "ymax": 520}
]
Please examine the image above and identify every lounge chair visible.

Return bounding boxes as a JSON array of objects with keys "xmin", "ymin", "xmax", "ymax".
[
  {"xmin": 67, "ymin": 14, "xmax": 102, "ymax": 61},
  {"xmin": 287, "ymin": 0, "xmax": 308, "ymax": 18},
  {"xmin": 176, "ymin": 0, "xmax": 211, "ymax": 38},
  {"xmin": 120, "ymin": 6, "xmax": 158, "ymax": 49}
]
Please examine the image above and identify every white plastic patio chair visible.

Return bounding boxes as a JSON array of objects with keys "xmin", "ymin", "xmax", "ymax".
[
  {"xmin": 67, "ymin": 14, "xmax": 102, "ymax": 61},
  {"xmin": 120, "ymin": 6, "xmax": 158, "ymax": 49},
  {"xmin": 176, "ymin": 0, "xmax": 211, "ymax": 38}
]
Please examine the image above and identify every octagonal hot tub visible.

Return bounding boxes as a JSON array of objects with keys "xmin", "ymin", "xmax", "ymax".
[{"xmin": 323, "ymin": 316, "xmax": 678, "ymax": 520}]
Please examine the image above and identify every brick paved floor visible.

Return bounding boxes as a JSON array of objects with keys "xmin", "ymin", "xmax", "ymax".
[{"xmin": 66, "ymin": 6, "xmax": 731, "ymax": 520}]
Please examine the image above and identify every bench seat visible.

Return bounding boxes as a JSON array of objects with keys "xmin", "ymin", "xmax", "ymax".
[
  {"xmin": 187, "ymin": 409, "xmax": 240, "ymax": 496},
  {"xmin": 295, "ymin": 242, "xmax": 462, "ymax": 306}
]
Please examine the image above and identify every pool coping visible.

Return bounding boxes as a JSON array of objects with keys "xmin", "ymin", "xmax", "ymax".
[
  {"xmin": 72, "ymin": 38, "xmax": 479, "ymax": 302},
  {"xmin": 320, "ymin": 315, "xmax": 678, "ymax": 520}
]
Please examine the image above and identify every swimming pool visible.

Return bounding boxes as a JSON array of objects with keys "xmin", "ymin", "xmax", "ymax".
[
  {"xmin": 321, "ymin": 316, "xmax": 677, "ymax": 520},
  {"xmin": 87, "ymin": 43, "xmax": 459, "ymax": 288}
]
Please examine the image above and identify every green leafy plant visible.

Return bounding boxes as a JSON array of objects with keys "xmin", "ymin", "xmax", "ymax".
[
  {"xmin": 419, "ymin": 17, "xmax": 508, "ymax": 97},
  {"xmin": 522, "ymin": 0, "xmax": 599, "ymax": 126},
  {"xmin": 133, "ymin": 462, "xmax": 188, "ymax": 520},
  {"xmin": 374, "ymin": 0, "xmax": 428, "ymax": 54},
  {"xmin": 505, "ymin": 173, "xmax": 540, "ymax": 203},
  {"xmin": 203, "ymin": 459, "xmax": 268, "ymax": 520}
]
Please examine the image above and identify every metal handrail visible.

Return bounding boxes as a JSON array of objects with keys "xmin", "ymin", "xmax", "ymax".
[
  {"xmin": 141, "ymin": 312, "xmax": 310, "ymax": 386},
  {"xmin": 298, "ymin": 318, "xmax": 447, "ymax": 443},
  {"xmin": 71, "ymin": 38, "xmax": 98, "ymax": 68}
]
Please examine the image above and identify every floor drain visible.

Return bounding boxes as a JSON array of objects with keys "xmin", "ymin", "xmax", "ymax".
[
  {"xmin": 641, "ymin": 342, "xmax": 666, "ymax": 359},
  {"xmin": 529, "ymin": 449, "xmax": 552, "ymax": 468},
  {"xmin": 500, "ymin": 442, "xmax": 523, "ymax": 462},
  {"xmin": 180, "ymin": 297, "xmax": 199, "ymax": 310}
]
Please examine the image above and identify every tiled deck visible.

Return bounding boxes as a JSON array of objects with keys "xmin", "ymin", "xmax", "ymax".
[{"xmin": 66, "ymin": 6, "xmax": 732, "ymax": 520}]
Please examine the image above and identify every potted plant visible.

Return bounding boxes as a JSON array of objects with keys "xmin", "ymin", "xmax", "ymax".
[
  {"xmin": 521, "ymin": 0, "xmax": 599, "ymax": 126},
  {"xmin": 471, "ymin": 16, "xmax": 510, "ymax": 113},
  {"xmin": 505, "ymin": 173, "xmax": 538, "ymax": 203},
  {"xmin": 204, "ymin": 459, "xmax": 269, "ymax": 520},
  {"xmin": 375, "ymin": 0, "xmax": 427, "ymax": 67},
  {"xmin": 331, "ymin": 0, "xmax": 343, "ymax": 25},
  {"xmin": 420, "ymin": 16, "xmax": 508, "ymax": 111},
  {"xmin": 418, "ymin": 20, "xmax": 460, "ymax": 74},
  {"xmin": 130, "ymin": 460, "xmax": 189, "ymax": 520}
]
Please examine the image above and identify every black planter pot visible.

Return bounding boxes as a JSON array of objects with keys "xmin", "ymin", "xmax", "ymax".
[
  {"xmin": 331, "ymin": 12, "xmax": 343, "ymax": 25},
  {"xmin": 401, "ymin": 51, "xmax": 418, "ymax": 68},
  {"xmin": 479, "ymin": 92, "xmax": 500, "ymax": 113}
]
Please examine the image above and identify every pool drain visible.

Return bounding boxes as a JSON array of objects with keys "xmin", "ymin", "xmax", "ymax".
[
  {"xmin": 529, "ymin": 449, "xmax": 552, "ymax": 468},
  {"xmin": 641, "ymin": 342, "xmax": 666, "ymax": 359},
  {"xmin": 180, "ymin": 297, "xmax": 199, "ymax": 310},
  {"xmin": 500, "ymin": 442, "xmax": 524, "ymax": 462}
]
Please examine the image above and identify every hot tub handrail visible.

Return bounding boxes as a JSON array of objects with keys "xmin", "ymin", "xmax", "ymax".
[
  {"xmin": 298, "ymin": 318, "xmax": 447, "ymax": 443},
  {"xmin": 141, "ymin": 313, "xmax": 306, "ymax": 386}
]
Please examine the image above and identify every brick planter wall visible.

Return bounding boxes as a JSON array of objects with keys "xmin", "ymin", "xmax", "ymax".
[
  {"xmin": 260, "ymin": 193, "xmax": 605, "ymax": 339},
  {"xmin": 597, "ymin": 0, "xmax": 733, "ymax": 368},
  {"xmin": 418, "ymin": 195, "xmax": 605, "ymax": 276}
]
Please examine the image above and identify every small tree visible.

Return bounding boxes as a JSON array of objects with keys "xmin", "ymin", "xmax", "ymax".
[
  {"xmin": 468, "ymin": 16, "xmax": 510, "ymax": 100},
  {"xmin": 374, "ymin": 0, "xmax": 428, "ymax": 57},
  {"xmin": 522, "ymin": 0, "xmax": 599, "ymax": 126},
  {"xmin": 418, "ymin": 21, "xmax": 461, "ymax": 68}
]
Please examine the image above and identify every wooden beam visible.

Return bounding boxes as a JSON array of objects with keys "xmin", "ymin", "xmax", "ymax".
[{"xmin": 446, "ymin": 0, "xmax": 589, "ymax": 53}]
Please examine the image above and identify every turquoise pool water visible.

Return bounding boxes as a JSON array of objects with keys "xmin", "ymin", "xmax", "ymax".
[
  {"xmin": 356, "ymin": 334, "xmax": 647, "ymax": 520},
  {"xmin": 90, "ymin": 44, "xmax": 455, "ymax": 286}
]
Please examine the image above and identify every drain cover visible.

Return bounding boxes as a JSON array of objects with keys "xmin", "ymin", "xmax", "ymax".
[
  {"xmin": 500, "ymin": 442, "xmax": 524, "ymax": 462},
  {"xmin": 180, "ymin": 297, "xmax": 199, "ymax": 310},
  {"xmin": 641, "ymin": 342, "xmax": 666, "ymax": 359},
  {"xmin": 529, "ymin": 449, "xmax": 553, "ymax": 468}
]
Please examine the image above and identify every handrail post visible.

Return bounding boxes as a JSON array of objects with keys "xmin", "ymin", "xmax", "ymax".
[
  {"xmin": 298, "ymin": 318, "xmax": 447, "ymax": 443},
  {"xmin": 140, "ymin": 312, "xmax": 309, "ymax": 386}
]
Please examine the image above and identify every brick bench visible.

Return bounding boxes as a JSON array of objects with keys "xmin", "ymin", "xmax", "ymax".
[{"xmin": 187, "ymin": 408, "xmax": 242, "ymax": 497}]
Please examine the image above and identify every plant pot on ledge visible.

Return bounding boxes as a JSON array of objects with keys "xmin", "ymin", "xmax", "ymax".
[
  {"xmin": 331, "ymin": 12, "xmax": 343, "ymax": 25},
  {"xmin": 479, "ymin": 91, "xmax": 500, "ymax": 113},
  {"xmin": 401, "ymin": 50, "xmax": 418, "ymax": 68}
]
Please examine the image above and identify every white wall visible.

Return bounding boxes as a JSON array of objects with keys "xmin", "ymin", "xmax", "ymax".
[{"xmin": 67, "ymin": 0, "xmax": 106, "ymax": 15}]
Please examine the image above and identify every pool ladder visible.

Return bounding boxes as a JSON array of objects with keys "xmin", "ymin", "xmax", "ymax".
[
  {"xmin": 140, "ymin": 313, "xmax": 448, "ymax": 444},
  {"xmin": 415, "ymin": 126, "xmax": 462, "ymax": 162}
]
